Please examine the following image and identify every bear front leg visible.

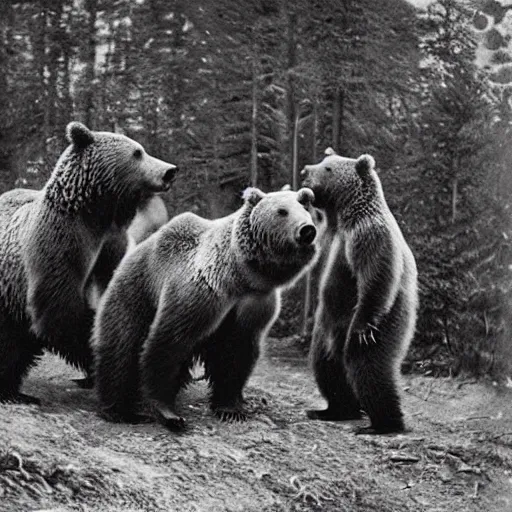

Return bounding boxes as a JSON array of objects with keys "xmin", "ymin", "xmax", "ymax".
[
  {"xmin": 202, "ymin": 292, "xmax": 279, "ymax": 422},
  {"xmin": 140, "ymin": 292, "xmax": 224, "ymax": 431},
  {"xmin": 0, "ymin": 317, "xmax": 43, "ymax": 405},
  {"xmin": 26, "ymin": 262, "xmax": 95, "ymax": 375}
]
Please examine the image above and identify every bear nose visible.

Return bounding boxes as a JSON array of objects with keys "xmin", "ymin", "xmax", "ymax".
[
  {"xmin": 301, "ymin": 164, "xmax": 314, "ymax": 177},
  {"xmin": 163, "ymin": 165, "xmax": 178, "ymax": 183},
  {"xmin": 297, "ymin": 224, "xmax": 316, "ymax": 246}
]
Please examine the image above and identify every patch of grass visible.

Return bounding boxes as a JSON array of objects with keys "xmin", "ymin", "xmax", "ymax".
[{"xmin": 0, "ymin": 444, "xmax": 161, "ymax": 511}]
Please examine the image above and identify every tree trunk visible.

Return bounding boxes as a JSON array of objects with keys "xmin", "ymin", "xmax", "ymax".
[
  {"xmin": 285, "ymin": 3, "xmax": 297, "ymax": 185},
  {"xmin": 46, "ymin": 1, "xmax": 63, "ymax": 144},
  {"xmin": 332, "ymin": 87, "xmax": 344, "ymax": 152},
  {"xmin": 84, "ymin": 0, "xmax": 98, "ymax": 128},
  {"xmin": 250, "ymin": 53, "xmax": 258, "ymax": 187},
  {"xmin": 171, "ymin": 1, "xmax": 185, "ymax": 137},
  {"xmin": 451, "ymin": 155, "xmax": 459, "ymax": 224},
  {"xmin": 292, "ymin": 110, "xmax": 300, "ymax": 190},
  {"xmin": 301, "ymin": 96, "xmax": 319, "ymax": 338},
  {"xmin": 61, "ymin": 21, "xmax": 73, "ymax": 132},
  {"xmin": 0, "ymin": 1, "xmax": 13, "ymax": 173},
  {"xmin": 451, "ymin": 177, "xmax": 457, "ymax": 224},
  {"xmin": 34, "ymin": 2, "xmax": 51, "ymax": 159}
]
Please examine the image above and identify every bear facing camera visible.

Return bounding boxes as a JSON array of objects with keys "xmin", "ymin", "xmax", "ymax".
[
  {"xmin": 301, "ymin": 149, "xmax": 418, "ymax": 435},
  {"xmin": 0, "ymin": 122, "xmax": 177, "ymax": 404},
  {"xmin": 93, "ymin": 187, "xmax": 318, "ymax": 431}
]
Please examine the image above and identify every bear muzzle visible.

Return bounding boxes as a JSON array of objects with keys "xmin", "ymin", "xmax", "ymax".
[
  {"xmin": 296, "ymin": 223, "xmax": 317, "ymax": 246},
  {"xmin": 161, "ymin": 165, "xmax": 178, "ymax": 190},
  {"xmin": 147, "ymin": 158, "xmax": 178, "ymax": 192}
]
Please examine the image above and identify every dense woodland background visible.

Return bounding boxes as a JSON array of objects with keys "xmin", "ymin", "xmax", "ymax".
[{"xmin": 1, "ymin": 0, "xmax": 512, "ymax": 377}]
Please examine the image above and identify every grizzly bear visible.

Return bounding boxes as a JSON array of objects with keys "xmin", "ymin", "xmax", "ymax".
[
  {"xmin": 0, "ymin": 122, "xmax": 177, "ymax": 404},
  {"xmin": 301, "ymin": 149, "xmax": 418, "ymax": 434},
  {"xmin": 93, "ymin": 187, "xmax": 318, "ymax": 430}
]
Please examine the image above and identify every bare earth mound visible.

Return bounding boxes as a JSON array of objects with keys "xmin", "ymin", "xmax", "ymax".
[{"xmin": 1, "ymin": 339, "xmax": 512, "ymax": 512}]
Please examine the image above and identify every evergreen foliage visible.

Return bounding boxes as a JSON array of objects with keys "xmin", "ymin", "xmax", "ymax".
[{"xmin": 1, "ymin": 0, "xmax": 511, "ymax": 377}]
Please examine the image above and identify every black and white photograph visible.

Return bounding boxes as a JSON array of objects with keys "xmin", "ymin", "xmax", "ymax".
[{"xmin": 0, "ymin": 0, "xmax": 512, "ymax": 510}]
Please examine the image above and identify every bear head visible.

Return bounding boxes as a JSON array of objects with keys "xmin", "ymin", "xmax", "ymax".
[
  {"xmin": 47, "ymin": 122, "xmax": 177, "ymax": 221},
  {"xmin": 300, "ymin": 148, "xmax": 377, "ymax": 221},
  {"xmin": 239, "ymin": 187, "xmax": 317, "ymax": 286}
]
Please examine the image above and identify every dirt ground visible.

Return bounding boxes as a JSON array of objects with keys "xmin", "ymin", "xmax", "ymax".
[{"xmin": 1, "ymin": 339, "xmax": 512, "ymax": 512}]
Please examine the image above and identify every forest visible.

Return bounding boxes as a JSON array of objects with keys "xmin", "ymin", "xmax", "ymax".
[{"xmin": 1, "ymin": 0, "xmax": 512, "ymax": 378}]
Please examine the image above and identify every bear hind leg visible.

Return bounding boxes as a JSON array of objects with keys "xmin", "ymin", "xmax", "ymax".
[
  {"xmin": 0, "ymin": 322, "xmax": 43, "ymax": 405},
  {"xmin": 345, "ymin": 344, "xmax": 405, "ymax": 435},
  {"xmin": 307, "ymin": 356, "xmax": 362, "ymax": 421},
  {"xmin": 307, "ymin": 325, "xmax": 362, "ymax": 421}
]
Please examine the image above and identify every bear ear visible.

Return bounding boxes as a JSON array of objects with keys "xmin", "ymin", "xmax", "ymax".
[
  {"xmin": 242, "ymin": 187, "xmax": 265, "ymax": 206},
  {"xmin": 324, "ymin": 147, "xmax": 337, "ymax": 156},
  {"xmin": 297, "ymin": 187, "xmax": 315, "ymax": 206},
  {"xmin": 66, "ymin": 122, "xmax": 94, "ymax": 149},
  {"xmin": 355, "ymin": 154, "xmax": 375, "ymax": 177},
  {"xmin": 280, "ymin": 184, "xmax": 292, "ymax": 191}
]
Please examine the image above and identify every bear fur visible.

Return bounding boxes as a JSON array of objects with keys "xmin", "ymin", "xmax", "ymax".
[
  {"xmin": 74, "ymin": 195, "xmax": 169, "ymax": 389},
  {"xmin": 85, "ymin": 194, "xmax": 169, "ymax": 311},
  {"xmin": 128, "ymin": 195, "xmax": 168, "ymax": 244},
  {"xmin": 93, "ymin": 187, "xmax": 318, "ymax": 430},
  {"xmin": 0, "ymin": 122, "xmax": 177, "ymax": 404},
  {"xmin": 301, "ymin": 148, "xmax": 418, "ymax": 434}
]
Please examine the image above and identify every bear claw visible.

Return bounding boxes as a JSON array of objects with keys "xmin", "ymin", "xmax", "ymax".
[
  {"xmin": 72, "ymin": 376, "xmax": 95, "ymax": 389},
  {"xmin": 214, "ymin": 408, "xmax": 247, "ymax": 423}
]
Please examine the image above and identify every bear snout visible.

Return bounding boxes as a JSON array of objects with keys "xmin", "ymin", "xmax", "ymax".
[
  {"xmin": 162, "ymin": 165, "xmax": 178, "ymax": 187},
  {"xmin": 144, "ymin": 155, "xmax": 179, "ymax": 192},
  {"xmin": 296, "ymin": 224, "xmax": 316, "ymax": 246}
]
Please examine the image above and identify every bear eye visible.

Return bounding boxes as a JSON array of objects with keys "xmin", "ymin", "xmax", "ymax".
[
  {"xmin": 278, "ymin": 208, "xmax": 289, "ymax": 217},
  {"xmin": 325, "ymin": 166, "xmax": 332, "ymax": 172},
  {"xmin": 133, "ymin": 149, "xmax": 143, "ymax": 159}
]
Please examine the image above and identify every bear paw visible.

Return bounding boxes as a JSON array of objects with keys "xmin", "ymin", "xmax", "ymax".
[
  {"xmin": 153, "ymin": 404, "xmax": 187, "ymax": 432},
  {"xmin": 213, "ymin": 406, "xmax": 247, "ymax": 423}
]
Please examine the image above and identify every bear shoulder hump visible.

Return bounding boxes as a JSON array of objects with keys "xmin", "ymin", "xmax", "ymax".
[{"xmin": 157, "ymin": 211, "xmax": 208, "ymax": 247}]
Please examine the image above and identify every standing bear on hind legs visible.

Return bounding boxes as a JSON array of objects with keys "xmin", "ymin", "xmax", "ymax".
[
  {"xmin": 0, "ymin": 122, "xmax": 177, "ymax": 404},
  {"xmin": 301, "ymin": 148, "xmax": 418, "ymax": 434}
]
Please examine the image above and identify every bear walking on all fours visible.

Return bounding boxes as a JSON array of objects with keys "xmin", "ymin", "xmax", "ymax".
[
  {"xmin": 301, "ymin": 148, "xmax": 418, "ymax": 435},
  {"xmin": 93, "ymin": 187, "xmax": 318, "ymax": 430},
  {"xmin": 0, "ymin": 122, "xmax": 177, "ymax": 404}
]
